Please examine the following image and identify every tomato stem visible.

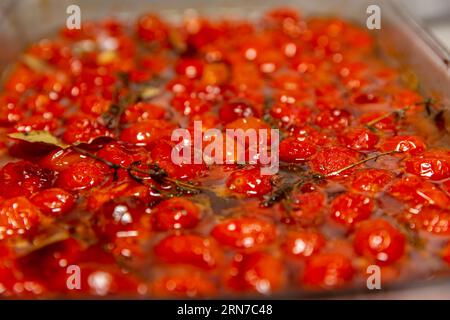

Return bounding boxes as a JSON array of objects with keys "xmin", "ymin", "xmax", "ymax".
[{"xmin": 71, "ymin": 145, "xmax": 203, "ymax": 194}]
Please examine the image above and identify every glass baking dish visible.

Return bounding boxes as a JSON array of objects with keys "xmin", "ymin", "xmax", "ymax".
[{"xmin": 0, "ymin": 0, "xmax": 449, "ymax": 299}]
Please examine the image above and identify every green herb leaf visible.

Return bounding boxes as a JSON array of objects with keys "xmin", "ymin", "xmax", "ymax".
[{"xmin": 8, "ymin": 131, "xmax": 70, "ymax": 149}]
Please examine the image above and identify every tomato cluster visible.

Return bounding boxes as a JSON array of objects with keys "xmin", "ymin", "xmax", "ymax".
[{"xmin": 0, "ymin": 7, "xmax": 449, "ymax": 298}]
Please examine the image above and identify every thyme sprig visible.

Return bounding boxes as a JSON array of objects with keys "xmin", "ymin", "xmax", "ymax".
[
  {"xmin": 365, "ymin": 99, "xmax": 435, "ymax": 131},
  {"xmin": 260, "ymin": 150, "xmax": 401, "ymax": 208},
  {"xmin": 71, "ymin": 145, "xmax": 203, "ymax": 195},
  {"xmin": 8, "ymin": 130, "xmax": 205, "ymax": 198},
  {"xmin": 261, "ymin": 173, "xmax": 324, "ymax": 208}
]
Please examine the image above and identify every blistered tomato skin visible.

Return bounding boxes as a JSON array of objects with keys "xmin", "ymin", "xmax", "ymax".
[
  {"xmin": 94, "ymin": 198, "xmax": 149, "ymax": 240},
  {"xmin": 151, "ymin": 273, "xmax": 217, "ymax": 298},
  {"xmin": 0, "ymin": 7, "xmax": 449, "ymax": 298},
  {"xmin": 152, "ymin": 198, "xmax": 200, "ymax": 231},
  {"xmin": 175, "ymin": 58, "xmax": 204, "ymax": 79},
  {"xmin": 154, "ymin": 234, "xmax": 221, "ymax": 269},
  {"xmin": 62, "ymin": 116, "xmax": 113, "ymax": 144},
  {"xmin": 379, "ymin": 136, "xmax": 426, "ymax": 156},
  {"xmin": 310, "ymin": 147, "xmax": 359, "ymax": 177},
  {"xmin": 284, "ymin": 190, "xmax": 326, "ymax": 227},
  {"xmin": 119, "ymin": 120, "xmax": 174, "ymax": 146},
  {"xmin": 137, "ymin": 14, "xmax": 168, "ymax": 44},
  {"xmin": 302, "ymin": 253, "xmax": 355, "ymax": 289},
  {"xmin": 218, "ymin": 101, "xmax": 259, "ymax": 124},
  {"xmin": 56, "ymin": 160, "xmax": 109, "ymax": 191},
  {"xmin": 407, "ymin": 207, "xmax": 450, "ymax": 236},
  {"xmin": 226, "ymin": 252, "xmax": 284, "ymax": 294},
  {"xmin": 353, "ymin": 219, "xmax": 406, "ymax": 265},
  {"xmin": 30, "ymin": 188, "xmax": 75, "ymax": 217},
  {"xmin": 339, "ymin": 127, "xmax": 379, "ymax": 151},
  {"xmin": 314, "ymin": 109, "xmax": 351, "ymax": 131},
  {"xmin": 0, "ymin": 197, "xmax": 41, "ymax": 240},
  {"xmin": 120, "ymin": 102, "xmax": 166, "ymax": 124},
  {"xmin": 404, "ymin": 151, "xmax": 450, "ymax": 181},
  {"xmin": 282, "ymin": 230, "xmax": 325, "ymax": 259},
  {"xmin": 279, "ymin": 137, "xmax": 316, "ymax": 163},
  {"xmin": 211, "ymin": 217, "xmax": 276, "ymax": 250},
  {"xmin": 330, "ymin": 192, "xmax": 374, "ymax": 227},
  {"xmin": 351, "ymin": 169, "xmax": 393, "ymax": 193},
  {"xmin": 39, "ymin": 149, "xmax": 87, "ymax": 171},
  {"xmin": 0, "ymin": 161, "xmax": 54, "ymax": 199},
  {"xmin": 389, "ymin": 175, "xmax": 450, "ymax": 209},
  {"xmin": 97, "ymin": 142, "xmax": 135, "ymax": 167},
  {"xmin": 77, "ymin": 265, "xmax": 144, "ymax": 296},
  {"xmin": 226, "ymin": 167, "xmax": 272, "ymax": 197}
]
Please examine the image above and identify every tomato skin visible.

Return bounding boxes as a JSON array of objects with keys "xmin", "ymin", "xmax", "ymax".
[
  {"xmin": 16, "ymin": 238, "xmax": 83, "ymax": 290},
  {"xmin": 13, "ymin": 116, "xmax": 58, "ymax": 133},
  {"xmin": 279, "ymin": 136, "xmax": 316, "ymax": 163},
  {"xmin": 389, "ymin": 175, "xmax": 450, "ymax": 210},
  {"xmin": 314, "ymin": 109, "xmax": 351, "ymax": 131},
  {"xmin": 353, "ymin": 219, "xmax": 406, "ymax": 265},
  {"xmin": 330, "ymin": 192, "xmax": 374, "ymax": 227},
  {"xmin": 166, "ymin": 76, "xmax": 195, "ymax": 94},
  {"xmin": 219, "ymin": 101, "xmax": 259, "ymax": 124},
  {"xmin": 0, "ymin": 160, "xmax": 54, "ymax": 199},
  {"xmin": 80, "ymin": 95, "xmax": 111, "ymax": 116},
  {"xmin": 152, "ymin": 198, "xmax": 200, "ymax": 231},
  {"xmin": 97, "ymin": 142, "xmax": 138, "ymax": 168},
  {"xmin": 351, "ymin": 169, "xmax": 393, "ymax": 194},
  {"xmin": 0, "ymin": 270, "xmax": 47, "ymax": 298},
  {"xmin": 62, "ymin": 116, "xmax": 113, "ymax": 144},
  {"xmin": 4, "ymin": 65, "xmax": 38, "ymax": 94},
  {"xmin": 119, "ymin": 120, "xmax": 174, "ymax": 146},
  {"xmin": 379, "ymin": 135, "xmax": 426, "ymax": 156},
  {"xmin": 406, "ymin": 206, "xmax": 450, "ymax": 236},
  {"xmin": 175, "ymin": 58, "xmax": 204, "ymax": 79},
  {"xmin": 282, "ymin": 230, "xmax": 325, "ymax": 259},
  {"xmin": 302, "ymin": 253, "xmax": 355, "ymax": 289},
  {"xmin": 225, "ymin": 252, "xmax": 284, "ymax": 294},
  {"xmin": 404, "ymin": 151, "xmax": 450, "ymax": 182},
  {"xmin": 151, "ymin": 272, "xmax": 217, "ymax": 297},
  {"xmin": 310, "ymin": 146, "xmax": 359, "ymax": 177},
  {"xmin": 56, "ymin": 160, "xmax": 110, "ymax": 191},
  {"xmin": 359, "ymin": 112, "xmax": 396, "ymax": 132},
  {"xmin": 339, "ymin": 127, "xmax": 379, "ymax": 151},
  {"xmin": 150, "ymin": 138, "xmax": 208, "ymax": 180},
  {"xmin": 74, "ymin": 265, "xmax": 144, "ymax": 296},
  {"xmin": 226, "ymin": 167, "xmax": 272, "ymax": 197},
  {"xmin": 0, "ymin": 197, "xmax": 41, "ymax": 240},
  {"xmin": 136, "ymin": 14, "xmax": 168, "ymax": 45},
  {"xmin": 154, "ymin": 234, "xmax": 221, "ymax": 269},
  {"xmin": 39, "ymin": 149, "xmax": 86, "ymax": 171},
  {"xmin": 351, "ymin": 92, "xmax": 384, "ymax": 105},
  {"xmin": 225, "ymin": 116, "xmax": 271, "ymax": 132},
  {"xmin": 0, "ymin": 94, "xmax": 24, "ymax": 126},
  {"xmin": 30, "ymin": 188, "xmax": 75, "ymax": 217},
  {"xmin": 171, "ymin": 94, "xmax": 212, "ymax": 117},
  {"xmin": 120, "ymin": 102, "xmax": 166, "ymax": 124},
  {"xmin": 283, "ymin": 190, "xmax": 326, "ymax": 227},
  {"xmin": 94, "ymin": 198, "xmax": 149, "ymax": 239},
  {"xmin": 211, "ymin": 217, "xmax": 276, "ymax": 250},
  {"xmin": 269, "ymin": 103, "xmax": 311, "ymax": 128}
]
